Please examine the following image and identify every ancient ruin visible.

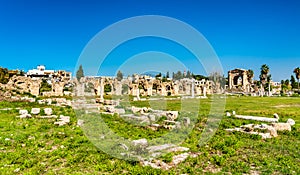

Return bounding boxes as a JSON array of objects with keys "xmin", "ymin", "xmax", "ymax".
[{"xmin": 228, "ymin": 68, "xmax": 252, "ymax": 92}]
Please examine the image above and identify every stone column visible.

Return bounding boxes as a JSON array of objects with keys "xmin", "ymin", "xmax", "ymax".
[
  {"xmin": 191, "ymin": 79, "xmax": 195, "ymax": 98},
  {"xmin": 228, "ymin": 72, "xmax": 233, "ymax": 89},
  {"xmin": 100, "ymin": 78, "xmax": 104, "ymax": 100},
  {"xmin": 203, "ymin": 85, "xmax": 207, "ymax": 97},
  {"xmin": 242, "ymin": 71, "xmax": 247, "ymax": 91}
]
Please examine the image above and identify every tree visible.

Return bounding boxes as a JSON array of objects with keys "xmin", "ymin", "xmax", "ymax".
[
  {"xmin": 259, "ymin": 64, "xmax": 270, "ymax": 91},
  {"xmin": 290, "ymin": 75, "xmax": 297, "ymax": 89},
  {"xmin": 0, "ymin": 67, "xmax": 9, "ymax": 84},
  {"xmin": 40, "ymin": 79, "xmax": 52, "ymax": 93},
  {"xmin": 186, "ymin": 70, "xmax": 191, "ymax": 78},
  {"xmin": 76, "ymin": 65, "xmax": 84, "ymax": 80},
  {"xmin": 116, "ymin": 70, "xmax": 123, "ymax": 81},
  {"xmin": 104, "ymin": 84, "xmax": 112, "ymax": 93},
  {"xmin": 247, "ymin": 69, "xmax": 254, "ymax": 83},
  {"xmin": 166, "ymin": 71, "xmax": 169, "ymax": 78},
  {"xmin": 155, "ymin": 72, "xmax": 162, "ymax": 79},
  {"xmin": 293, "ymin": 67, "xmax": 300, "ymax": 90}
]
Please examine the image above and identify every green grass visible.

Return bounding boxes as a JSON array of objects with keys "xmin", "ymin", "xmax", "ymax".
[{"xmin": 0, "ymin": 96, "xmax": 299, "ymax": 174}]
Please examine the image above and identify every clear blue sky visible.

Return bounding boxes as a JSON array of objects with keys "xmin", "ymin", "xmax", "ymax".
[{"xmin": 0, "ymin": 0, "xmax": 299, "ymax": 81}]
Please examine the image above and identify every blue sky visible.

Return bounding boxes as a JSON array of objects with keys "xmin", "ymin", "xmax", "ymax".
[{"xmin": 0, "ymin": 0, "xmax": 299, "ymax": 81}]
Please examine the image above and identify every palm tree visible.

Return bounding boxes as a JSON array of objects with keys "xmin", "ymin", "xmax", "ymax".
[
  {"xmin": 247, "ymin": 69, "xmax": 254, "ymax": 83},
  {"xmin": 246, "ymin": 69, "xmax": 254, "ymax": 92},
  {"xmin": 294, "ymin": 67, "xmax": 300, "ymax": 91},
  {"xmin": 259, "ymin": 64, "xmax": 270, "ymax": 95},
  {"xmin": 260, "ymin": 64, "xmax": 269, "ymax": 86}
]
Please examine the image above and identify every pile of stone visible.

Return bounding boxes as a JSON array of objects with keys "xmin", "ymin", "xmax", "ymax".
[
  {"xmin": 16, "ymin": 109, "xmax": 32, "ymax": 118},
  {"xmin": 54, "ymin": 115, "xmax": 70, "ymax": 126},
  {"xmin": 130, "ymin": 106, "xmax": 151, "ymax": 114},
  {"xmin": 38, "ymin": 98, "xmax": 72, "ymax": 106},
  {"xmin": 132, "ymin": 139, "xmax": 197, "ymax": 170},
  {"xmin": 225, "ymin": 119, "xmax": 295, "ymax": 139},
  {"xmin": 17, "ymin": 108, "xmax": 57, "ymax": 119},
  {"xmin": 96, "ymin": 99, "xmax": 120, "ymax": 106},
  {"xmin": 101, "ymin": 105, "xmax": 126, "ymax": 115}
]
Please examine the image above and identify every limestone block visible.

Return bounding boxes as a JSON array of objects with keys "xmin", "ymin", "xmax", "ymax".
[
  {"xmin": 271, "ymin": 123, "xmax": 291, "ymax": 131},
  {"xmin": 44, "ymin": 108, "xmax": 53, "ymax": 115},
  {"xmin": 286, "ymin": 118, "xmax": 295, "ymax": 126},
  {"xmin": 31, "ymin": 108, "xmax": 40, "ymax": 115},
  {"xmin": 19, "ymin": 109, "xmax": 28, "ymax": 115}
]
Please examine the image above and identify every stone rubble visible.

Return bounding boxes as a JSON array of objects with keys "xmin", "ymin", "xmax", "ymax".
[
  {"xmin": 54, "ymin": 115, "xmax": 70, "ymax": 126},
  {"xmin": 44, "ymin": 108, "xmax": 53, "ymax": 116},
  {"xmin": 31, "ymin": 108, "xmax": 40, "ymax": 115}
]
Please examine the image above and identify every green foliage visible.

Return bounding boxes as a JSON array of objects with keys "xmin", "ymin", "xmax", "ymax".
[
  {"xmin": 116, "ymin": 70, "xmax": 123, "ymax": 81},
  {"xmin": 192, "ymin": 74, "xmax": 207, "ymax": 81},
  {"xmin": 76, "ymin": 65, "xmax": 84, "ymax": 80},
  {"xmin": 104, "ymin": 84, "xmax": 112, "ymax": 93},
  {"xmin": 0, "ymin": 67, "xmax": 9, "ymax": 84},
  {"xmin": 155, "ymin": 72, "xmax": 162, "ymax": 79},
  {"xmin": 39, "ymin": 79, "xmax": 52, "ymax": 93},
  {"xmin": 259, "ymin": 64, "xmax": 270, "ymax": 88}
]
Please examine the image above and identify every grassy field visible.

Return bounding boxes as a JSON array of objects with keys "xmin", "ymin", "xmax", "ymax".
[{"xmin": 0, "ymin": 96, "xmax": 299, "ymax": 174}]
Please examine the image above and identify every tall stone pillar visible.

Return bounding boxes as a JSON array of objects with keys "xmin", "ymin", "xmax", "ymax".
[
  {"xmin": 242, "ymin": 71, "xmax": 247, "ymax": 91},
  {"xmin": 100, "ymin": 78, "xmax": 104, "ymax": 100},
  {"xmin": 191, "ymin": 79, "xmax": 195, "ymax": 98}
]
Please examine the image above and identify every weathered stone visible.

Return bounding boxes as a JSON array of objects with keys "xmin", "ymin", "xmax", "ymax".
[
  {"xmin": 18, "ymin": 114, "xmax": 32, "ymax": 118},
  {"xmin": 132, "ymin": 138, "xmax": 148, "ymax": 147},
  {"xmin": 273, "ymin": 113, "xmax": 279, "ymax": 119},
  {"xmin": 77, "ymin": 119, "xmax": 84, "ymax": 126},
  {"xmin": 235, "ymin": 115, "xmax": 278, "ymax": 123},
  {"xmin": 19, "ymin": 109, "xmax": 28, "ymax": 115},
  {"xmin": 226, "ymin": 112, "xmax": 231, "ymax": 117},
  {"xmin": 171, "ymin": 153, "xmax": 189, "ymax": 165},
  {"xmin": 271, "ymin": 123, "xmax": 292, "ymax": 131},
  {"xmin": 165, "ymin": 111, "xmax": 178, "ymax": 121},
  {"xmin": 31, "ymin": 108, "xmax": 40, "ymax": 115},
  {"xmin": 148, "ymin": 114, "xmax": 156, "ymax": 122},
  {"xmin": 104, "ymin": 105, "xmax": 115, "ymax": 113},
  {"xmin": 183, "ymin": 117, "xmax": 190, "ymax": 127},
  {"xmin": 54, "ymin": 115, "xmax": 70, "ymax": 126},
  {"xmin": 38, "ymin": 115, "xmax": 58, "ymax": 119},
  {"xmin": 146, "ymin": 144, "xmax": 176, "ymax": 153},
  {"xmin": 286, "ymin": 118, "xmax": 295, "ymax": 126},
  {"xmin": 44, "ymin": 108, "xmax": 53, "ymax": 115},
  {"xmin": 114, "ymin": 108, "xmax": 125, "ymax": 114}
]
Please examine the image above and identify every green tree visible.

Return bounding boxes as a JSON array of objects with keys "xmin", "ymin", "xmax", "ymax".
[
  {"xmin": 247, "ymin": 69, "xmax": 254, "ymax": 83},
  {"xmin": 186, "ymin": 70, "xmax": 191, "ymax": 78},
  {"xmin": 76, "ymin": 65, "xmax": 84, "ymax": 80},
  {"xmin": 290, "ymin": 75, "xmax": 297, "ymax": 89},
  {"xmin": 259, "ymin": 64, "xmax": 270, "ymax": 90},
  {"xmin": 166, "ymin": 71, "xmax": 169, "ymax": 78},
  {"xmin": 293, "ymin": 67, "xmax": 300, "ymax": 90},
  {"xmin": 155, "ymin": 72, "xmax": 162, "ymax": 79},
  {"xmin": 0, "ymin": 67, "xmax": 9, "ymax": 84},
  {"xmin": 40, "ymin": 79, "xmax": 52, "ymax": 93},
  {"xmin": 116, "ymin": 70, "xmax": 123, "ymax": 81},
  {"xmin": 104, "ymin": 84, "xmax": 112, "ymax": 93}
]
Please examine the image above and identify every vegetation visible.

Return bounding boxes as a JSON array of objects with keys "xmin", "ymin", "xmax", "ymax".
[
  {"xmin": 247, "ymin": 69, "xmax": 254, "ymax": 83},
  {"xmin": 104, "ymin": 84, "xmax": 112, "ymax": 93},
  {"xmin": 0, "ymin": 67, "xmax": 10, "ymax": 84},
  {"xmin": 259, "ymin": 64, "xmax": 272, "ymax": 91},
  {"xmin": 0, "ymin": 96, "xmax": 299, "ymax": 174},
  {"xmin": 40, "ymin": 79, "xmax": 52, "ymax": 93},
  {"xmin": 116, "ymin": 70, "xmax": 123, "ymax": 81},
  {"xmin": 76, "ymin": 65, "xmax": 84, "ymax": 81},
  {"xmin": 293, "ymin": 67, "xmax": 300, "ymax": 90}
]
